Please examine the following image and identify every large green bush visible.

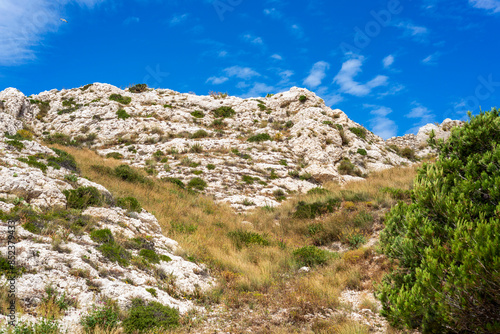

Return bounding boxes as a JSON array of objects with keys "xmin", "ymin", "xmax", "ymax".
[{"xmin": 378, "ymin": 109, "xmax": 500, "ymax": 333}]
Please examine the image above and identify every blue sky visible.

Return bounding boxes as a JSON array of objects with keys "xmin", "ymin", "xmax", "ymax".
[{"xmin": 0, "ymin": 0, "xmax": 499, "ymax": 138}]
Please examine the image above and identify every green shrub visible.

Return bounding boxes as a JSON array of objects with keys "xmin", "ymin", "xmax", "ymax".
[
  {"xmin": 299, "ymin": 95, "xmax": 307, "ymax": 102},
  {"xmin": 400, "ymin": 146, "xmax": 417, "ymax": 161},
  {"xmin": 228, "ymin": 230, "xmax": 270, "ymax": 249},
  {"xmin": 81, "ymin": 84, "xmax": 92, "ymax": 91},
  {"xmin": 357, "ymin": 148, "xmax": 367, "ymax": 156},
  {"xmin": 241, "ymin": 175, "xmax": 255, "ymax": 184},
  {"xmin": 380, "ymin": 187, "xmax": 411, "ymax": 200},
  {"xmin": 116, "ymin": 197, "xmax": 141, "ymax": 212},
  {"xmin": 349, "ymin": 127, "xmax": 367, "ymax": 140},
  {"xmin": 63, "ymin": 186, "xmax": 102, "ymax": 209},
  {"xmin": 146, "ymin": 288, "xmax": 157, "ymax": 297},
  {"xmin": 0, "ymin": 254, "xmax": 25, "ymax": 278},
  {"xmin": 99, "ymin": 242, "xmax": 131, "ymax": 267},
  {"xmin": 109, "ymin": 94, "xmax": 131, "ymax": 105},
  {"xmin": 48, "ymin": 148, "xmax": 78, "ymax": 172},
  {"xmin": 5, "ymin": 129, "xmax": 34, "ymax": 141},
  {"xmin": 129, "ymin": 84, "xmax": 148, "ymax": 93},
  {"xmin": 90, "ymin": 229, "xmax": 114, "ymax": 244},
  {"xmin": 293, "ymin": 245, "xmax": 330, "ymax": 267},
  {"xmin": 187, "ymin": 177, "xmax": 207, "ymax": 191},
  {"xmin": 191, "ymin": 110, "xmax": 205, "ymax": 118},
  {"xmin": 114, "ymin": 165, "xmax": 148, "ymax": 184},
  {"xmin": 346, "ymin": 233, "xmax": 366, "ymax": 249},
  {"xmin": 247, "ymin": 133, "xmax": 272, "ymax": 142},
  {"xmin": 285, "ymin": 120, "xmax": 294, "ymax": 128},
  {"xmin": 293, "ymin": 198, "xmax": 341, "ymax": 219},
  {"xmin": 378, "ymin": 109, "xmax": 500, "ymax": 333},
  {"xmin": 139, "ymin": 249, "xmax": 160, "ymax": 264},
  {"xmin": 191, "ymin": 130, "xmax": 208, "ymax": 139},
  {"xmin": 80, "ymin": 302, "xmax": 120, "ymax": 333},
  {"xmin": 162, "ymin": 177, "xmax": 185, "ymax": 189},
  {"xmin": 117, "ymin": 109, "xmax": 131, "ymax": 120},
  {"xmin": 322, "ymin": 121, "xmax": 333, "ymax": 126},
  {"xmin": 206, "ymin": 164, "xmax": 216, "ymax": 170},
  {"xmin": 122, "ymin": 299, "xmax": 179, "ymax": 333},
  {"xmin": 212, "ymin": 106, "xmax": 235, "ymax": 118}
]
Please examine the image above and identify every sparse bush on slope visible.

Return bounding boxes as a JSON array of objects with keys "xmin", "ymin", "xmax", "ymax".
[{"xmin": 378, "ymin": 109, "xmax": 500, "ymax": 333}]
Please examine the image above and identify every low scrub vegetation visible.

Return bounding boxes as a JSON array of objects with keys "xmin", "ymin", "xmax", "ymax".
[{"xmin": 109, "ymin": 94, "xmax": 131, "ymax": 105}]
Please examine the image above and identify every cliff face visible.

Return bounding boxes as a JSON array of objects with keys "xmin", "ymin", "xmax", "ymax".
[{"xmin": 0, "ymin": 84, "xmax": 454, "ymax": 211}]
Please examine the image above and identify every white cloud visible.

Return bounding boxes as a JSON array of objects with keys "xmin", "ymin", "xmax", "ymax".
[
  {"xmin": 333, "ymin": 56, "xmax": 388, "ymax": 96},
  {"xmin": 218, "ymin": 50, "xmax": 228, "ymax": 57},
  {"xmin": 364, "ymin": 104, "xmax": 397, "ymax": 139},
  {"xmin": 323, "ymin": 93, "xmax": 343, "ymax": 106},
  {"xmin": 271, "ymin": 54, "xmax": 283, "ymax": 60},
  {"xmin": 169, "ymin": 13, "xmax": 189, "ymax": 26},
  {"xmin": 303, "ymin": 61, "xmax": 330, "ymax": 89},
  {"xmin": 383, "ymin": 55, "xmax": 394, "ymax": 68},
  {"xmin": 469, "ymin": 0, "xmax": 500, "ymax": 13},
  {"xmin": 0, "ymin": 0, "xmax": 105, "ymax": 66},
  {"xmin": 206, "ymin": 76, "xmax": 229, "ymax": 85},
  {"xmin": 241, "ymin": 34, "xmax": 264, "ymax": 45},
  {"xmin": 223, "ymin": 66, "xmax": 260, "ymax": 80},
  {"xmin": 123, "ymin": 16, "xmax": 139, "ymax": 25}
]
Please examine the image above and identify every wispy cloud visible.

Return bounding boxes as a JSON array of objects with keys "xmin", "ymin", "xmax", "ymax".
[
  {"xmin": 469, "ymin": 0, "xmax": 500, "ymax": 13},
  {"xmin": 271, "ymin": 54, "xmax": 283, "ymax": 60},
  {"xmin": 303, "ymin": 61, "xmax": 330, "ymax": 89},
  {"xmin": 241, "ymin": 82, "xmax": 275, "ymax": 98},
  {"xmin": 123, "ymin": 16, "xmax": 139, "ymax": 25},
  {"xmin": 364, "ymin": 104, "xmax": 397, "ymax": 139},
  {"xmin": 241, "ymin": 33, "xmax": 264, "ymax": 46},
  {"xmin": 289, "ymin": 24, "xmax": 305, "ymax": 39},
  {"xmin": 383, "ymin": 55, "xmax": 395, "ymax": 68},
  {"xmin": 421, "ymin": 52, "xmax": 441, "ymax": 65},
  {"xmin": 206, "ymin": 76, "xmax": 229, "ymax": 85},
  {"xmin": 223, "ymin": 66, "xmax": 260, "ymax": 80},
  {"xmin": 263, "ymin": 8, "xmax": 283, "ymax": 19},
  {"xmin": 333, "ymin": 56, "xmax": 388, "ymax": 97},
  {"xmin": 0, "ymin": 0, "xmax": 105, "ymax": 66},
  {"xmin": 169, "ymin": 13, "xmax": 189, "ymax": 26},
  {"xmin": 405, "ymin": 102, "xmax": 435, "ymax": 134},
  {"xmin": 394, "ymin": 21, "xmax": 429, "ymax": 42}
]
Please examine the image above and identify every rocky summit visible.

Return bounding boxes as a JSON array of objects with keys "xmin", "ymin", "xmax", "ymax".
[{"xmin": 0, "ymin": 83, "xmax": 462, "ymax": 332}]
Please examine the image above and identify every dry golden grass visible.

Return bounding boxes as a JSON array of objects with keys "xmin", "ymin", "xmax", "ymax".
[{"xmin": 52, "ymin": 145, "xmax": 419, "ymax": 332}]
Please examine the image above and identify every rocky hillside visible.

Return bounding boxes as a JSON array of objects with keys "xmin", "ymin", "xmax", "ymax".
[
  {"xmin": 0, "ymin": 84, "xmax": 463, "ymax": 332},
  {"xmin": 0, "ymin": 84, "xmax": 460, "ymax": 212}
]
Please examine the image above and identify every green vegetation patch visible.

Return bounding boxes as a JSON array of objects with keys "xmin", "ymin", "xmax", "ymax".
[
  {"xmin": 109, "ymin": 94, "xmax": 131, "ymax": 105},
  {"xmin": 247, "ymin": 133, "xmax": 272, "ymax": 142},
  {"xmin": 116, "ymin": 196, "xmax": 141, "ymax": 212},
  {"xmin": 338, "ymin": 158, "xmax": 363, "ymax": 177},
  {"xmin": 349, "ymin": 127, "xmax": 367, "ymax": 140},
  {"xmin": 293, "ymin": 245, "xmax": 330, "ymax": 267},
  {"xmin": 90, "ymin": 229, "xmax": 114, "ymax": 244},
  {"xmin": 48, "ymin": 148, "xmax": 78, "ymax": 172},
  {"xmin": 63, "ymin": 186, "xmax": 103, "ymax": 209},
  {"xmin": 17, "ymin": 156, "xmax": 47, "ymax": 172},
  {"xmin": 139, "ymin": 249, "xmax": 160, "ymax": 264},
  {"xmin": 228, "ymin": 230, "xmax": 270, "ymax": 249},
  {"xmin": 5, "ymin": 140, "xmax": 24, "ymax": 151},
  {"xmin": 162, "ymin": 177, "xmax": 185, "ymax": 189},
  {"xmin": 293, "ymin": 198, "xmax": 341, "ymax": 219},
  {"xmin": 80, "ymin": 302, "xmax": 120, "ymax": 333},
  {"xmin": 117, "ymin": 109, "xmax": 131, "ymax": 120},
  {"xmin": 357, "ymin": 148, "xmax": 367, "ymax": 156},
  {"xmin": 129, "ymin": 84, "xmax": 148, "ymax": 93},
  {"xmin": 212, "ymin": 106, "xmax": 235, "ymax": 118},
  {"xmin": 191, "ymin": 129, "xmax": 209, "ymax": 139},
  {"xmin": 106, "ymin": 152, "xmax": 124, "ymax": 160},
  {"xmin": 191, "ymin": 110, "xmax": 205, "ymax": 118},
  {"xmin": 122, "ymin": 298, "xmax": 179, "ymax": 333},
  {"xmin": 187, "ymin": 177, "xmax": 207, "ymax": 191}
]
